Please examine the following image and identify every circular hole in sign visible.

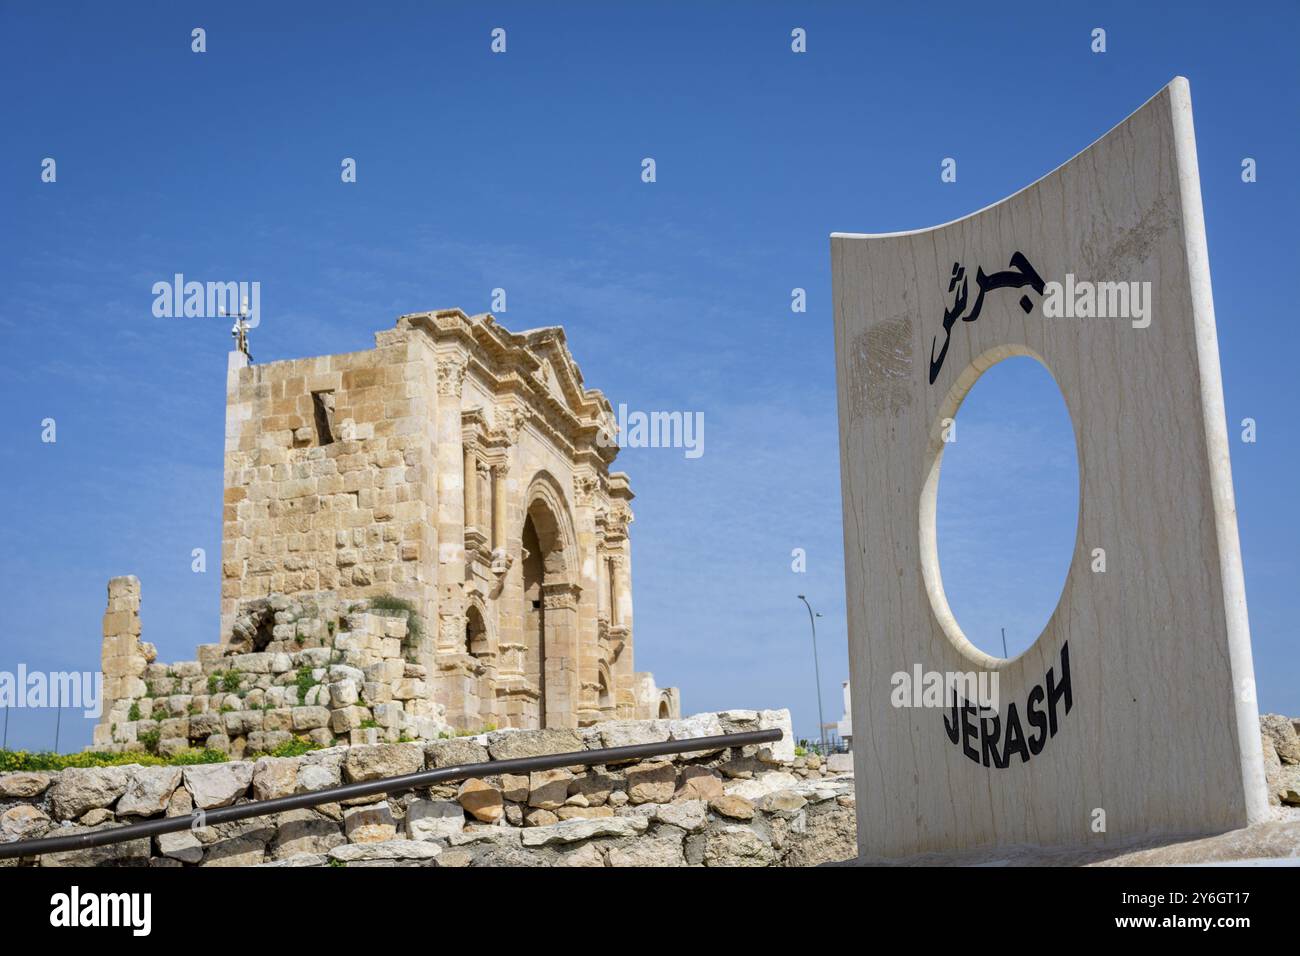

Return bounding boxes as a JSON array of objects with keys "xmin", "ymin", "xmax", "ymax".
[{"xmin": 932, "ymin": 355, "xmax": 1079, "ymax": 661}]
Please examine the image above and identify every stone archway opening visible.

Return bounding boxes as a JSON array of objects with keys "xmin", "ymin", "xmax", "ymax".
[
  {"xmin": 465, "ymin": 603, "xmax": 489, "ymax": 658},
  {"xmin": 598, "ymin": 670, "xmax": 613, "ymax": 716},
  {"xmin": 522, "ymin": 513, "xmax": 547, "ymax": 726},
  {"xmin": 519, "ymin": 486, "xmax": 579, "ymax": 730}
]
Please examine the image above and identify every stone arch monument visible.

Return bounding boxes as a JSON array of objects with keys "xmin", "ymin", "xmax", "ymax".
[{"xmin": 832, "ymin": 78, "xmax": 1267, "ymax": 857}]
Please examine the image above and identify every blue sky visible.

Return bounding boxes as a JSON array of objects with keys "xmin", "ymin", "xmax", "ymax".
[{"xmin": 0, "ymin": 1, "xmax": 1296, "ymax": 750}]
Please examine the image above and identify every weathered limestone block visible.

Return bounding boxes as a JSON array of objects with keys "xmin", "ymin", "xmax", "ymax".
[
  {"xmin": 328, "ymin": 840, "xmax": 439, "ymax": 863},
  {"xmin": 599, "ymin": 720, "xmax": 670, "ymax": 749},
  {"xmin": 39, "ymin": 824, "xmax": 151, "ymax": 867},
  {"xmin": 271, "ymin": 809, "xmax": 345, "ymax": 859},
  {"xmin": 202, "ymin": 835, "xmax": 269, "ymax": 867},
  {"xmin": 406, "ymin": 799, "xmax": 465, "ymax": 841},
  {"xmin": 569, "ymin": 772, "xmax": 616, "ymax": 806},
  {"xmin": 1261, "ymin": 714, "xmax": 1300, "ymax": 765},
  {"xmin": 425, "ymin": 737, "xmax": 489, "ymax": 769},
  {"xmin": 500, "ymin": 773, "xmax": 530, "ymax": 802},
  {"xmin": 116, "ymin": 766, "xmax": 183, "ymax": 817},
  {"xmin": 525, "ymin": 807, "xmax": 558, "ymax": 827},
  {"xmin": 457, "ymin": 778, "xmax": 504, "ymax": 823},
  {"xmin": 759, "ymin": 790, "xmax": 809, "ymax": 815},
  {"xmin": 252, "ymin": 757, "xmax": 300, "ymax": 801},
  {"xmin": 49, "ymin": 767, "xmax": 131, "ymax": 820},
  {"xmin": 342, "ymin": 743, "xmax": 423, "ymax": 782},
  {"xmin": 675, "ymin": 767, "xmax": 724, "ymax": 802},
  {"xmin": 666, "ymin": 712, "xmax": 726, "ymax": 758},
  {"xmin": 158, "ymin": 717, "xmax": 189, "ymax": 740},
  {"xmin": 556, "ymin": 806, "xmax": 614, "ymax": 821},
  {"xmin": 703, "ymin": 826, "xmax": 776, "ymax": 867},
  {"xmin": 520, "ymin": 815, "xmax": 648, "ymax": 847},
  {"xmin": 655, "ymin": 799, "xmax": 709, "ymax": 832},
  {"xmin": 606, "ymin": 827, "xmax": 687, "ymax": 867},
  {"xmin": 554, "ymin": 842, "xmax": 606, "ymax": 867},
  {"xmin": 329, "ymin": 679, "xmax": 359, "ymax": 708},
  {"xmin": 825, "ymin": 753, "xmax": 853, "ymax": 774},
  {"xmin": 189, "ymin": 712, "xmax": 224, "ymax": 739},
  {"xmin": 183, "ymin": 762, "xmax": 255, "ymax": 809},
  {"xmin": 291, "ymin": 706, "xmax": 331, "ymax": 731},
  {"xmin": 1262, "ymin": 736, "xmax": 1285, "ymax": 806},
  {"xmin": 391, "ymin": 678, "xmax": 426, "ymax": 701},
  {"xmin": 1, "ymin": 804, "xmax": 51, "ymax": 840},
  {"xmin": 527, "ymin": 768, "xmax": 573, "ymax": 810},
  {"xmin": 724, "ymin": 771, "xmax": 799, "ymax": 802},
  {"xmin": 487, "ymin": 728, "xmax": 583, "ymax": 761},
  {"xmin": 330, "ymin": 705, "xmax": 370, "ymax": 734},
  {"xmin": 710, "ymin": 794, "xmax": 756, "ymax": 821},
  {"xmin": 0, "ymin": 772, "xmax": 54, "ymax": 798},
  {"xmin": 297, "ymin": 749, "xmax": 344, "ymax": 792},
  {"xmin": 343, "ymin": 802, "xmax": 397, "ymax": 843},
  {"xmin": 263, "ymin": 708, "xmax": 293, "ymax": 732},
  {"xmin": 625, "ymin": 762, "xmax": 676, "ymax": 804}
]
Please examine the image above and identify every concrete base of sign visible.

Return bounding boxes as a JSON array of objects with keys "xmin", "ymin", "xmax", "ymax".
[
  {"xmin": 832, "ymin": 77, "xmax": 1268, "ymax": 859},
  {"xmin": 838, "ymin": 817, "xmax": 1300, "ymax": 867}
]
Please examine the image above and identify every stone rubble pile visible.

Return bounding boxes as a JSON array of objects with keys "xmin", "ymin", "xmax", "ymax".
[
  {"xmin": 1260, "ymin": 713, "xmax": 1300, "ymax": 807},
  {"xmin": 95, "ymin": 589, "xmax": 453, "ymax": 757},
  {"xmin": 2, "ymin": 709, "xmax": 858, "ymax": 867}
]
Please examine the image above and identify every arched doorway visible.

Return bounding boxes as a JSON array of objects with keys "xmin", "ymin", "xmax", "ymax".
[
  {"xmin": 519, "ymin": 475, "xmax": 580, "ymax": 729},
  {"xmin": 465, "ymin": 604, "xmax": 489, "ymax": 657},
  {"xmin": 522, "ymin": 513, "xmax": 547, "ymax": 725}
]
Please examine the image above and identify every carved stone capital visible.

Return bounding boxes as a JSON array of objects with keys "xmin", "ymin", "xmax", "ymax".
[
  {"xmin": 437, "ymin": 613, "xmax": 465, "ymax": 651},
  {"xmin": 436, "ymin": 355, "xmax": 467, "ymax": 397},
  {"xmin": 498, "ymin": 405, "xmax": 532, "ymax": 442},
  {"xmin": 540, "ymin": 581, "xmax": 581, "ymax": 611},
  {"xmin": 574, "ymin": 472, "xmax": 600, "ymax": 508}
]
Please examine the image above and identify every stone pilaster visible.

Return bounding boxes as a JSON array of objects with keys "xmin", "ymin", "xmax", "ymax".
[{"xmin": 95, "ymin": 575, "xmax": 154, "ymax": 747}]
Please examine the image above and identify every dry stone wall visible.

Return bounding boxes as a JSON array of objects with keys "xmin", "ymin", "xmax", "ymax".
[
  {"xmin": 4, "ymin": 709, "xmax": 858, "ymax": 867},
  {"xmin": 94, "ymin": 591, "xmax": 453, "ymax": 756}
]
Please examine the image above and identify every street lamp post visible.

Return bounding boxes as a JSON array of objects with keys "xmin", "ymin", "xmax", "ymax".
[{"xmin": 797, "ymin": 595, "xmax": 828, "ymax": 756}]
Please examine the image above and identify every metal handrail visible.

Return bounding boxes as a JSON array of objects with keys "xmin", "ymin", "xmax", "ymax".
[{"xmin": 0, "ymin": 728, "xmax": 782, "ymax": 860}]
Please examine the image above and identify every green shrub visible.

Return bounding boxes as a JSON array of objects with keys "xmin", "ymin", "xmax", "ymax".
[
  {"xmin": 127, "ymin": 702, "xmax": 141, "ymax": 722},
  {"xmin": 245, "ymin": 735, "xmax": 323, "ymax": 760},
  {"xmin": 221, "ymin": 671, "xmax": 241, "ymax": 693},
  {"xmin": 0, "ymin": 745, "xmax": 229, "ymax": 771},
  {"xmin": 295, "ymin": 666, "xmax": 317, "ymax": 704}
]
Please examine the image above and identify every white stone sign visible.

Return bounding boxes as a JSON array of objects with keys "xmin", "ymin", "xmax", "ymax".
[{"xmin": 832, "ymin": 78, "xmax": 1268, "ymax": 857}]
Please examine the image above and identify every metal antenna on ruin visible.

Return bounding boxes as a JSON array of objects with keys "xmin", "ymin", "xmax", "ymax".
[{"xmin": 222, "ymin": 295, "xmax": 253, "ymax": 363}]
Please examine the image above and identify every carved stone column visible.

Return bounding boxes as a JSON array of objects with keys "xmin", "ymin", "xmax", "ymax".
[
  {"xmin": 491, "ymin": 460, "xmax": 510, "ymax": 572},
  {"xmin": 463, "ymin": 445, "xmax": 478, "ymax": 533}
]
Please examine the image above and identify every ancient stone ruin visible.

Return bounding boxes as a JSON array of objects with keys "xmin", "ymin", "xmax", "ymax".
[{"xmin": 95, "ymin": 309, "xmax": 678, "ymax": 755}]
